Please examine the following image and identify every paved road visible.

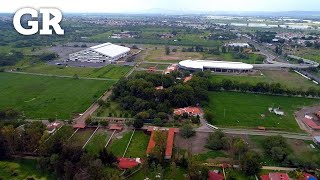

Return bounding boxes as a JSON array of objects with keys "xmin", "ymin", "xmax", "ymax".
[
  {"xmin": 5, "ymin": 71, "xmax": 118, "ymax": 81},
  {"xmin": 195, "ymin": 128, "xmax": 312, "ymax": 140},
  {"xmin": 73, "ymin": 64, "xmax": 136, "ymax": 126}
]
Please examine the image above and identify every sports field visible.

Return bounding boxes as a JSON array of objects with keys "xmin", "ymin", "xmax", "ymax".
[
  {"xmin": 125, "ymin": 131, "xmax": 149, "ymax": 157},
  {"xmin": 210, "ymin": 70, "xmax": 320, "ymax": 91},
  {"xmin": 85, "ymin": 129, "xmax": 110, "ymax": 155},
  {"xmin": 108, "ymin": 131, "xmax": 133, "ymax": 157},
  {"xmin": 0, "ymin": 73, "xmax": 114, "ymax": 119},
  {"xmin": 19, "ymin": 64, "xmax": 132, "ymax": 79},
  {"xmin": 204, "ymin": 53, "xmax": 265, "ymax": 64},
  {"xmin": 206, "ymin": 92, "xmax": 319, "ymax": 132}
]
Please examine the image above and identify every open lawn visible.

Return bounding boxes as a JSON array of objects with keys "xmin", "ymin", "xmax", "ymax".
[
  {"xmin": 0, "ymin": 159, "xmax": 54, "ymax": 180},
  {"xmin": 125, "ymin": 131, "xmax": 149, "ymax": 158},
  {"xmin": 0, "ymin": 73, "xmax": 114, "ymax": 119},
  {"xmin": 19, "ymin": 64, "xmax": 132, "ymax": 79},
  {"xmin": 206, "ymin": 92, "xmax": 320, "ymax": 132},
  {"xmin": 210, "ymin": 70, "xmax": 320, "ymax": 91},
  {"xmin": 204, "ymin": 52, "xmax": 265, "ymax": 64},
  {"xmin": 68, "ymin": 128, "xmax": 95, "ymax": 147},
  {"xmin": 85, "ymin": 129, "xmax": 110, "ymax": 155},
  {"xmin": 108, "ymin": 131, "xmax": 133, "ymax": 157},
  {"xmin": 295, "ymin": 47, "xmax": 320, "ymax": 63}
]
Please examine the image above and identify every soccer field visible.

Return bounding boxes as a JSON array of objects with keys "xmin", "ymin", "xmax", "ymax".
[
  {"xmin": 0, "ymin": 73, "xmax": 114, "ymax": 119},
  {"xmin": 206, "ymin": 92, "xmax": 320, "ymax": 132},
  {"xmin": 20, "ymin": 64, "xmax": 132, "ymax": 79}
]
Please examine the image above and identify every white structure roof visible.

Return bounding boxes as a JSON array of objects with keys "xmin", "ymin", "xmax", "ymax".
[
  {"xmin": 90, "ymin": 43, "xmax": 130, "ymax": 58},
  {"xmin": 179, "ymin": 60, "xmax": 253, "ymax": 70},
  {"xmin": 228, "ymin": 43, "xmax": 250, "ymax": 47},
  {"xmin": 314, "ymin": 136, "xmax": 320, "ymax": 143}
]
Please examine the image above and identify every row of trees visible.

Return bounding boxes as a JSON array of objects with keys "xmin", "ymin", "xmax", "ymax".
[
  {"xmin": 206, "ymin": 130, "xmax": 262, "ymax": 176},
  {"xmin": 211, "ymin": 79, "xmax": 320, "ymax": 97}
]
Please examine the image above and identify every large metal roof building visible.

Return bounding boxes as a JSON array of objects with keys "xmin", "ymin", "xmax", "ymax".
[
  {"xmin": 179, "ymin": 60, "xmax": 253, "ymax": 73},
  {"xmin": 69, "ymin": 43, "xmax": 130, "ymax": 63}
]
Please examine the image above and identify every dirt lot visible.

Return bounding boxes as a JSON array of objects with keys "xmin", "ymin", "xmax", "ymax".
[
  {"xmin": 295, "ymin": 105, "xmax": 320, "ymax": 136},
  {"xmin": 175, "ymin": 132, "xmax": 209, "ymax": 154}
]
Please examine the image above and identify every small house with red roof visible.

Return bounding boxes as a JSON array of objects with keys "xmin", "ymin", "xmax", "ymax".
[
  {"xmin": 183, "ymin": 75, "xmax": 192, "ymax": 83},
  {"xmin": 208, "ymin": 170, "xmax": 224, "ymax": 180},
  {"xmin": 118, "ymin": 158, "xmax": 141, "ymax": 170},
  {"xmin": 260, "ymin": 172, "xmax": 290, "ymax": 180},
  {"xmin": 109, "ymin": 124, "xmax": 124, "ymax": 131},
  {"xmin": 173, "ymin": 107, "xmax": 203, "ymax": 117},
  {"xmin": 164, "ymin": 64, "xmax": 178, "ymax": 74}
]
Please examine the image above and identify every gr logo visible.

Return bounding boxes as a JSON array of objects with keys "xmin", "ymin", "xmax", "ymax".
[{"xmin": 13, "ymin": 8, "xmax": 64, "ymax": 35}]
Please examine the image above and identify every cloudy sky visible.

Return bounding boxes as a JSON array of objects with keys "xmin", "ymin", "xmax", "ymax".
[{"xmin": 1, "ymin": 0, "xmax": 320, "ymax": 13}]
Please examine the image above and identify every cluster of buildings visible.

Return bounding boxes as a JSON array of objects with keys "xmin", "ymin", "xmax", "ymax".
[{"xmin": 69, "ymin": 43, "xmax": 130, "ymax": 63}]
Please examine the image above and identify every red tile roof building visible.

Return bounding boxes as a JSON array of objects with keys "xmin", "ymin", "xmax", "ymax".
[
  {"xmin": 183, "ymin": 75, "xmax": 192, "ymax": 83},
  {"xmin": 109, "ymin": 124, "xmax": 124, "ymax": 131},
  {"xmin": 173, "ymin": 107, "xmax": 203, "ymax": 116},
  {"xmin": 208, "ymin": 170, "xmax": 224, "ymax": 180},
  {"xmin": 146, "ymin": 127, "xmax": 179, "ymax": 159},
  {"xmin": 118, "ymin": 158, "xmax": 141, "ymax": 169},
  {"xmin": 303, "ymin": 118, "xmax": 320, "ymax": 130},
  {"xmin": 260, "ymin": 173, "xmax": 290, "ymax": 180},
  {"xmin": 164, "ymin": 64, "xmax": 178, "ymax": 74}
]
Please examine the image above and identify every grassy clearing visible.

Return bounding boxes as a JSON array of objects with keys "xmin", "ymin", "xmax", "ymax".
[
  {"xmin": 108, "ymin": 131, "xmax": 133, "ymax": 157},
  {"xmin": 126, "ymin": 131, "xmax": 149, "ymax": 158},
  {"xmin": 85, "ymin": 129, "xmax": 110, "ymax": 155},
  {"xmin": 0, "ymin": 159, "xmax": 54, "ymax": 180},
  {"xmin": 204, "ymin": 53, "xmax": 265, "ymax": 64},
  {"xmin": 295, "ymin": 47, "xmax": 320, "ymax": 63},
  {"xmin": 19, "ymin": 64, "xmax": 132, "ymax": 79},
  {"xmin": 206, "ymin": 92, "xmax": 319, "ymax": 132},
  {"xmin": 69, "ymin": 128, "xmax": 95, "ymax": 147},
  {"xmin": 0, "ymin": 72, "xmax": 114, "ymax": 119},
  {"xmin": 210, "ymin": 70, "xmax": 320, "ymax": 91},
  {"xmin": 195, "ymin": 150, "xmax": 228, "ymax": 163}
]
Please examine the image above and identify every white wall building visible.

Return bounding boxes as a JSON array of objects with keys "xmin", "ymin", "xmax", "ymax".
[
  {"xmin": 69, "ymin": 43, "xmax": 130, "ymax": 63},
  {"xmin": 179, "ymin": 60, "xmax": 253, "ymax": 73},
  {"xmin": 227, "ymin": 43, "xmax": 250, "ymax": 48}
]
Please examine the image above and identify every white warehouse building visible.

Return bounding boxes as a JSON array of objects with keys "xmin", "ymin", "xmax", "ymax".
[
  {"xmin": 179, "ymin": 60, "xmax": 253, "ymax": 73},
  {"xmin": 69, "ymin": 43, "xmax": 130, "ymax": 63}
]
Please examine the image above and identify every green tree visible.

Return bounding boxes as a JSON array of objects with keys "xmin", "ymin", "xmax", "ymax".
[
  {"xmin": 165, "ymin": 46, "xmax": 170, "ymax": 55},
  {"xmin": 133, "ymin": 119, "xmax": 144, "ymax": 129},
  {"xmin": 240, "ymin": 151, "xmax": 262, "ymax": 176},
  {"xmin": 180, "ymin": 124, "xmax": 195, "ymax": 138}
]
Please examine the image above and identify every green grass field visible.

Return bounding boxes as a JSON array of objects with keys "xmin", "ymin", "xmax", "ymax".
[
  {"xmin": 204, "ymin": 53, "xmax": 265, "ymax": 64},
  {"xmin": 206, "ymin": 92, "xmax": 319, "ymax": 132},
  {"xmin": 85, "ymin": 129, "xmax": 110, "ymax": 155},
  {"xmin": 108, "ymin": 131, "xmax": 133, "ymax": 157},
  {"xmin": 210, "ymin": 70, "xmax": 320, "ymax": 91},
  {"xmin": 0, "ymin": 73, "xmax": 114, "ymax": 119},
  {"xmin": 125, "ymin": 131, "xmax": 149, "ymax": 158},
  {"xmin": 19, "ymin": 64, "xmax": 132, "ymax": 79},
  {"xmin": 0, "ymin": 159, "xmax": 54, "ymax": 180}
]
